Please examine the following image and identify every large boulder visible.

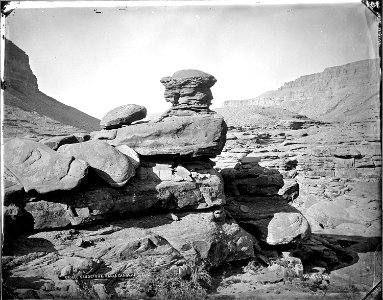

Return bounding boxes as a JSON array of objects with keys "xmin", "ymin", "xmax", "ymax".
[
  {"xmin": 58, "ymin": 140, "xmax": 135, "ymax": 187},
  {"xmin": 100, "ymin": 104, "xmax": 147, "ymax": 129},
  {"xmin": 226, "ymin": 196, "xmax": 311, "ymax": 245},
  {"xmin": 4, "ymin": 138, "xmax": 88, "ymax": 193},
  {"xmin": 109, "ymin": 114, "xmax": 227, "ymax": 157}
]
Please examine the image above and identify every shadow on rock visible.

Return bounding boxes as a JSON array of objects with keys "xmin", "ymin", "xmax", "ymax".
[
  {"xmin": 3, "ymin": 236, "xmax": 57, "ymax": 256},
  {"xmin": 292, "ymin": 233, "xmax": 382, "ymax": 272}
]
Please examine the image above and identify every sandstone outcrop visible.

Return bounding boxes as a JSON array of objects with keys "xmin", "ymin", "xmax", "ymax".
[
  {"xmin": 3, "ymin": 71, "xmax": 259, "ymax": 300},
  {"xmin": 58, "ymin": 140, "xmax": 135, "ymax": 187},
  {"xmin": 4, "ymin": 70, "xmax": 229, "ymax": 232},
  {"xmin": 4, "ymin": 138, "xmax": 88, "ymax": 193},
  {"xmin": 6, "ymin": 158, "xmax": 225, "ymax": 230},
  {"xmin": 100, "ymin": 104, "xmax": 147, "ymax": 129},
  {"xmin": 3, "ymin": 211, "xmax": 253, "ymax": 299},
  {"xmin": 213, "ymin": 150, "xmax": 310, "ymax": 246}
]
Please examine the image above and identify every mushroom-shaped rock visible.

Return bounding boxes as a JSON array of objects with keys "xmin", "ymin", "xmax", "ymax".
[
  {"xmin": 100, "ymin": 104, "xmax": 147, "ymax": 129},
  {"xmin": 58, "ymin": 140, "xmax": 135, "ymax": 187},
  {"xmin": 4, "ymin": 138, "xmax": 88, "ymax": 193},
  {"xmin": 160, "ymin": 69, "xmax": 217, "ymax": 109}
]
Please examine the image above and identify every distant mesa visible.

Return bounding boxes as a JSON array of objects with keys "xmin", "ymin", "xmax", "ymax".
[
  {"xmin": 100, "ymin": 104, "xmax": 147, "ymax": 129},
  {"xmin": 223, "ymin": 59, "xmax": 380, "ymax": 123}
]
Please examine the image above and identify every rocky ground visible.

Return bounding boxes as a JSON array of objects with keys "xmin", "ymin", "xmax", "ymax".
[
  {"xmin": 4, "ymin": 112, "xmax": 381, "ymax": 299},
  {"xmin": 2, "ymin": 64, "xmax": 381, "ymax": 299},
  {"xmin": 207, "ymin": 111, "xmax": 382, "ymax": 299}
]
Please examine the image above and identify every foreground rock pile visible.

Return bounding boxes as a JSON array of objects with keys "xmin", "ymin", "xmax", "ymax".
[{"xmin": 3, "ymin": 70, "xmax": 257, "ymax": 299}]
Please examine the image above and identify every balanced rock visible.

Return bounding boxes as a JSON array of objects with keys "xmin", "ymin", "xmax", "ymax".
[
  {"xmin": 106, "ymin": 70, "xmax": 226, "ymax": 157},
  {"xmin": 110, "ymin": 114, "xmax": 227, "ymax": 157},
  {"xmin": 160, "ymin": 69, "xmax": 217, "ymax": 111},
  {"xmin": 58, "ymin": 140, "xmax": 135, "ymax": 187},
  {"xmin": 100, "ymin": 104, "xmax": 147, "ymax": 129},
  {"xmin": 4, "ymin": 138, "xmax": 88, "ymax": 193}
]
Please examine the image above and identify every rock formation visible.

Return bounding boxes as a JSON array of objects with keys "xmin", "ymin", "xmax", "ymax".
[
  {"xmin": 96, "ymin": 69, "xmax": 227, "ymax": 157},
  {"xmin": 160, "ymin": 69, "xmax": 217, "ymax": 112},
  {"xmin": 3, "ymin": 70, "xmax": 260, "ymax": 299}
]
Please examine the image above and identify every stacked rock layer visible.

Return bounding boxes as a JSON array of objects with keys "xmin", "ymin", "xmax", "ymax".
[{"xmin": 3, "ymin": 70, "xmax": 255, "ymax": 294}]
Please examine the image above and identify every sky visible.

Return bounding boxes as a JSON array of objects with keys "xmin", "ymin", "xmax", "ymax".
[{"xmin": 4, "ymin": 1, "xmax": 379, "ymax": 119}]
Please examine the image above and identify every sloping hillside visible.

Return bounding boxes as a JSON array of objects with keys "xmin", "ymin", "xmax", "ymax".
[
  {"xmin": 3, "ymin": 39, "xmax": 100, "ymax": 134},
  {"xmin": 223, "ymin": 59, "xmax": 380, "ymax": 122},
  {"xmin": 214, "ymin": 105, "xmax": 317, "ymax": 128}
]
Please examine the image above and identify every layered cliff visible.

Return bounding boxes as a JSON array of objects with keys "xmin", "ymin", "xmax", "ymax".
[
  {"xmin": 3, "ymin": 39, "xmax": 100, "ymax": 135},
  {"xmin": 224, "ymin": 59, "xmax": 380, "ymax": 122}
]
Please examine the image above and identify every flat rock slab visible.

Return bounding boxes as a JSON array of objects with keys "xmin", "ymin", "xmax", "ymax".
[
  {"xmin": 58, "ymin": 140, "xmax": 134, "ymax": 187},
  {"xmin": 4, "ymin": 138, "xmax": 88, "ymax": 193},
  {"xmin": 109, "ymin": 114, "xmax": 227, "ymax": 157},
  {"xmin": 100, "ymin": 104, "xmax": 147, "ymax": 129},
  {"xmin": 3, "ymin": 211, "xmax": 254, "ymax": 299},
  {"xmin": 304, "ymin": 198, "xmax": 381, "ymax": 236}
]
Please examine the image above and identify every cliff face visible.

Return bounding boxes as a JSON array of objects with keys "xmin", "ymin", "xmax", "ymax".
[
  {"xmin": 4, "ymin": 39, "xmax": 38, "ymax": 90},
  {"xmin": 224, "ymin": 59, "xmax": 380, "ymax": 122},
  {"xmin": 3, "ymin": 39, "xmax": 100, "ymax": 134}
]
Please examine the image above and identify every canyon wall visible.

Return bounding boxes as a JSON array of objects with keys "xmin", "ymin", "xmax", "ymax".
[
  {"xmin": 224, "ymin": 59, "xmax": 380, "ymax": 122},
  {"xmin": 3, "ymin": 39, "xmax": 101, "ymax": 135}
]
